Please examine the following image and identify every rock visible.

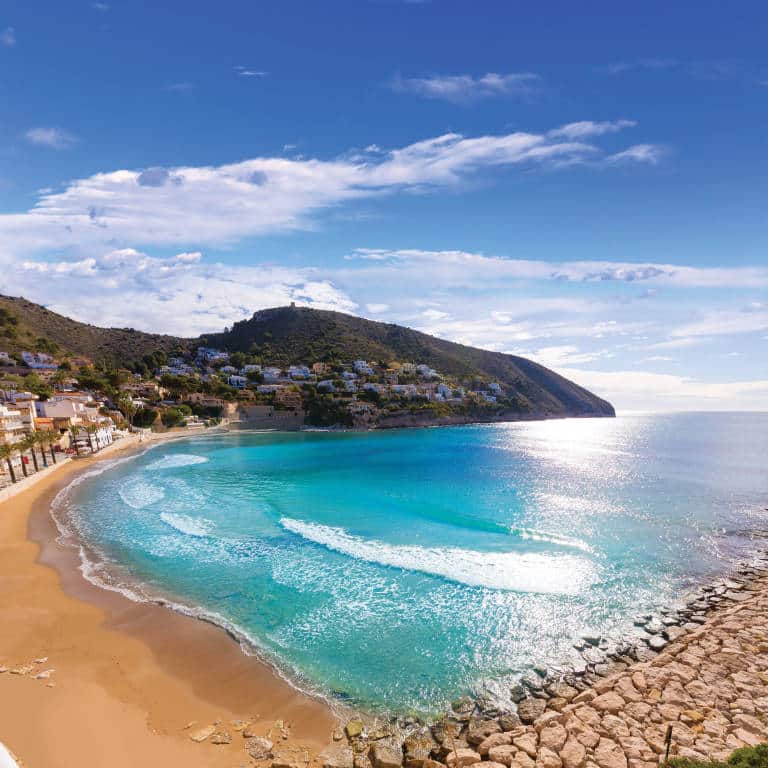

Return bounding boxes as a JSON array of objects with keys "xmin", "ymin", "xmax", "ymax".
[
  {"xmin": 663, "ymin": 626, "xmax": 686, "ymax": 642},
  {"xmin": 477, "ymin": 733, "xmax": 512, "ymax": 757},
  {"xmin": 346, "ymin": 720, "xmax": 365, "ymax": 739},
  {"xmin": 593, "ymin": 738, "xmax": 628, "ymax": 768},
  {"xmin": 333, "ymin": 729, "xmax": 345, "ymax": 741},
  {"xmin": 355, "ymin": 755, "xmax": 374, "ymax": 768},
  {"xmin": 444, "ymin": 748, "xmax": 481, "ymax": 768},
  {"xmin": 535, "ymin": 747, "xmax": 562, "ymax": 768},
  {"xmin": 431, "ymin": 719, "xmax": 462, "ymax": 745},
  {"xmin": 404, "ymin": 732, "xmax": 438, "ymax": 767},
  {"xmin": 511, "ymin": 685, "xmax": 528, "ymax": 703},
  {"xmin": 647, "ymin": 636, "xmax": 667, "ymax": 652},
  {"xmin": 518, "ymin": 698, "xmax": 547, "ymax": 724},
  {"xmin": 488, "ymin": 744, "xmax": 518, "ymax": 766},
  {"xmin": 230, "ymin": 719, "xmax": 249, "ymax": 732},
  {"xmin": 452, "ymin": 697, "xmax": 476, "ymax": 718},
  {"xmin": 547, "ymin": 682, "xmax": 578, "ymax": 702},
  {"xmin": 323, "ymin": 746, "xmax": 355, "ymax": 768},
  {"xmin": 189, "ymin": 725, "xmax": 216, "ymax": 742},
  {"xmin": 210, "ymin": 730, "xmax": 232, "ymax": 745},
  {"xmin": 272, "ymin": 748, "xmax": 310, "ymax": 768},
  {"xmin": 499, "ymin": 713, "xmax": 522, "ymax": 731},
  {"xmin": 732, "ymin": 729, "xmax": 763, "ymax": 748},
  {"xmin": 466, "ymin": 720, "xmax": 501, "ymax": 745},
  {"xmin": 583, "ymin": 635, "xmax": 601, "ymax": 646},
  {"xmin": 591, "ymin": 692, "xmax": 625, "ymax": 714},
  {"xmin": 10, "ymin": 664, "xmax": 34, "ymax": 675},
  {"xmin": 513, "ymin": 731, "xmax": 539, "ymax": 758},
  {"xmin": 560, "ymin": 737, "xmax": 587, "ymax": 768},
  {"xmin": 512, "ymin": 753, "xmax": 536, "ymax": 768},
  {"xmin": 247, "ymin": 737, "xmax": 275, "ymax": 760},
  {"xmin": 423, "ymin": 762, "xmax": 447, "ymax": 768},
  {"xmin": 539, "ymin": 723, "xmax": 567, "ymax": 752},
  {"xmin": 523, "ymin": 673, "xmax": 545, "ymax": 691}
]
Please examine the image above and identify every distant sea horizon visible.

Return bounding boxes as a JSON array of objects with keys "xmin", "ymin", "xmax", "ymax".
[{"xmin": 53, "ymin": 412, "xmax": 768, "ymax": 716}]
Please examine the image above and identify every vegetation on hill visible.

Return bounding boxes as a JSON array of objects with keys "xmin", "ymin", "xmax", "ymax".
[
  {"xmin": 0, "ymin": 295, "xmax": 191, "ymax": 369},
  {"xmin": 203, "ymin": 306, "xmax": 615, "ymax": 417},
  {"xmin": 0, "ymin": 296, "xmax": 614, "ymax": 419}
]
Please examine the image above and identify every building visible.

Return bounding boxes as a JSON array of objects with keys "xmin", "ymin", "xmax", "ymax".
[
  {"xmin": 21, "ymin": 351, "xmax": 58, "ymax": 370},
  {"xmin": 289, "ymin": 365, "xmax": 311, "ymax": 380},
  {"xmin": 0, "ymin": 352, "xmax": 11, "ymax": 364},
  {"xmin": 311, "ymin": 362, "xmax": 330, "ymax": 375},
  {"xmin": 228, "ymin": 374, "xmax": 248, "ymax": 389},
  {"xmin": 196, "ymin": 347, "xmax": 229, "ymax": 363},
  {"xmin": 488, "ymin": 382, "xmax": 502, "ymax": 394},
  {"xmin": 0, "ymin": 404, "xmax": 25, "ymax": 445},
  {"xmin": 317, "ymin": 380, "xmax": 336, "ymax": 392},
  {"xmin": 353, "ymin": 360, "xmax": 374, "ymax": 375},
  {"xmin": 416, "ymin": 364, "xmax": 438, "ymax": 379},
  {"xmin": 274, "ymin": 388, "xmax": 303, "ymax": 411},
  {"xmin": 262, "ymin": 366, "xmax": 283, "ymax": 383}
]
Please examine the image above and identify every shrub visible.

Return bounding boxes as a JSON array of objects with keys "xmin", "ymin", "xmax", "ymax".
[{"xmin": 669, "ymin": 744, "xmax": 768, "ymax": 768}]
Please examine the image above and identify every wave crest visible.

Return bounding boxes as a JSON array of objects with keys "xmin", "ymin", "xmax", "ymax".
[
  {"xmin": 280, "ymin": 518, "xmax": 594, "ymax": 595},
  {"xmin": 146, "ymin": 454, "xmax": 209, "ymax": 471},
  {"xmin": 160, "ymin": 512, "xmax": 214, "ymax": 537}
]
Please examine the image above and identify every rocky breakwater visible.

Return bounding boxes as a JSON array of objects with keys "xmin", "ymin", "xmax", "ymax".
[{"xmin": 330, "ymin": 563, "xmax": 768, "ymax": 768}]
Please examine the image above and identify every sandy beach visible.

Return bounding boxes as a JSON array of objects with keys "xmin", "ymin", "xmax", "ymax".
[{"xmin": 0, "ymin": 433, "xmax": 337, "ymax": 768}]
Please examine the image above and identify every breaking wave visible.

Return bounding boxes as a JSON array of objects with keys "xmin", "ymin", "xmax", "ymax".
[
  {"xmin": 118, "ymin": 479, "xmax": 165, "ymax": 509},
  {"xmin": 160, "ymin": 512, "xmax": 214, "ymax": 537},
  {"xmin": 279, "ymin": 517, "xmax": 594, "ymax": 595},
  {"xmin": 146, "ymin": 454, "xmax": 209, "ymax": 471}
]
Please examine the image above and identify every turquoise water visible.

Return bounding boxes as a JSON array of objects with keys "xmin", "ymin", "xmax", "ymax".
[{"xmin": 56, "ymin": 413, "xmax": 768, "ymax": 715}]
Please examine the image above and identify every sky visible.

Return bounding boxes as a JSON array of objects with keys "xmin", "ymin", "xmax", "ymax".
[{"xmin": 0, "ymin": 0, "xmax": 767, "ymax": 412}]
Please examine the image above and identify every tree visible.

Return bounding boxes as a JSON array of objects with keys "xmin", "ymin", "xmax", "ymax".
[
  {"xmin": 117, "ymin": 395, "xmax": 138, "ymax": 429},
  {"xmin": 20, "ymin": 433, "xmax": 40, "ymax": 473},
  {"xmin": 38, "ymin": 430, "xmax": 57, "ymax": 465},
  {"xmin": 34, "ymin": 431, "xmax": 48, "ymax": 468},
  {"xmin": 69, "ymin": 425, "xmax": 82, "ymax": 456},
  {"xmin": 0, "ymin": 444, "xmax": 17, "ymax": 484}
]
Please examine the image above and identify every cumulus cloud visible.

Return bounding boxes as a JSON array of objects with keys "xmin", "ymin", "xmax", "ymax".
[
  {"xmin": 0, "ymin": 26, "xmax": 15, "ymax": 47},
  {"xmin": 390, "ymin": 72, "xmax": 541, "ymax": 103},
  {"xmin": 0, "ymin": 122, "xmax": 654, "ymax": 256},
  {"xmin": 549, "ymin": 120, "xmax": 636, "ymax": 139},
  {"xmin": 25, "ymin": 127, "xmax": 77, "ymax": 149},
  {"xmin": 5, "ymin": 248, "xmax": 356, "ymax": 336}
]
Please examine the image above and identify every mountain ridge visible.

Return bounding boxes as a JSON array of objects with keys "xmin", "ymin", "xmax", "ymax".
[{"xmin": 0, "ymin": 295, "xmax": 614, "ymax": 419}]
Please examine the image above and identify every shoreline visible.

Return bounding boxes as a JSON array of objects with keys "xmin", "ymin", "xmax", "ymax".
[
  {"xmin": 0, "ymin": 432, "xmax": 338, "ymax": 768},
  {"xmin": 2, "ymin": 426, "xmax": 767, "ymax": 766}
]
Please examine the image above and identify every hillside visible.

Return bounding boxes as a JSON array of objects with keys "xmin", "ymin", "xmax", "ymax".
[
  {"xmin": 0, "ymin": 296, "xmax": 614, "ymax": 418},
  {"xmin": 0, "ymin": 295, "xmax": 191, "ymax": 367},
  {"xmin": 204, "ymin": 306, "xmax": 615, "ymax": 418}
]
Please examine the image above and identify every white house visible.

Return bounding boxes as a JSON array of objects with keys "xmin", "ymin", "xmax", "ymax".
[
  {"xmin": 391, "ymin": 384, "xmax": 418, "ymax": 398},
  {"xmin": 416, "ymin": 364, "xmax": 438, "ymax": 379},
  {"xmin": 21, "ymin": 351, "xmax": 58, "ymax": 370},
  {"xmin": 488, "ymin": 382, "xmax": 502, "ymax": 394},
  {"xmin": 289, "ymin": 365, "xmax": 311, "ymax": 379},
  {"xmin": 228, "ymin": 375, "xmax": 248, "ymax": 389},
  {"xmin": 262, "ymin": 367, "xmax": 283, "ymax": 383},
  {"xmin": 353, "ymin": 360, "xmax": 375, "ymax": 375},
  {"xmin": 317, "ymin": 380, "xmax": 336, "ymax": 392}
]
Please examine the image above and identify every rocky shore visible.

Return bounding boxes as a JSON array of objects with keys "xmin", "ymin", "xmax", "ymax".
[{"xmin": 324, "ymin": 561, "xmax": 768, "ymax": 768}]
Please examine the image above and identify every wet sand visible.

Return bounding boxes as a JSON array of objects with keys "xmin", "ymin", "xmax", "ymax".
[{"xmin": 0, "ymin": 435, "xmax": 337, "ymax": 767}]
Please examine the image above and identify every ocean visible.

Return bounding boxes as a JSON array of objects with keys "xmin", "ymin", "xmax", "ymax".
[{"xmin": 53, "ymin": 412, "xmax": 768, "ymax": 716}]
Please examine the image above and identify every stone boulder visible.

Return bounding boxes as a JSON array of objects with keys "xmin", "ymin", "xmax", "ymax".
[
  {"xmin": 445, "ymin": 748, "xmax": 481, "ymax": 768},
  {"xmin": 518, "ymin": 698, "xmax": 547, "ymax": 724},
  {"xmin": 371, "ymin": 742, "xmax": 404, "ymax": 768},
  {"xmin": 322, "ymin": 746, "xmax": 355, "ymax": 768},
  {"xmin": 248, "ymin": 737, "xmax": 275, "ymax": 760}
]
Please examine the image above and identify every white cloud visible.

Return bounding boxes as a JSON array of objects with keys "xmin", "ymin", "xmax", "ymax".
[
  {"xmin": 347, "ymin": 248, "xmax": 768, "ymax": 288},
  {"xmin": 605, "ymin": 144, "xmax": 664, "ymax": 165},
  {"xmin": 365, "ymin": 303, "xmax": 389, "ymax": 314},
  {"xmin": 235, "ymin": 66, "xmax": 267, "ymax": 78},
  {"xmin": 5, "ymin": 248, "xmax": 356, "ymax": 336},
  {"xmin": 390, "ymin": 72, "xmax": 540, "ymax": 103},
  {"xmin": 25, "ymin": 127, "xmax": 77, "ymax": 150},
  {"xmin": 549, "ymin": 120, "xmax": 636, "ymax": 139},
  {"xmin": 670, "ymin": 307, "xmax": 768, "ymax": 338},
  {"xmin": 0, "ymin": 27, "xmax": 15, "ymax": 47},
  {"xmin": 557, "ymin": 367, "xmax": 768, "ymax": 412},
  {"xmin": 1, "ymin": 122, "xmax": 654, "ymax": 256}
]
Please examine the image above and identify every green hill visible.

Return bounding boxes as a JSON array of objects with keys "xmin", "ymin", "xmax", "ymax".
[
  {"xmin": 0, "ymin": 295, "xmax": 191, "ymax": 367},
  {"xmin": 0, "ymin": 296, "xmax": 614, "ymax": 418},
  {"xmin": 203, "ymin": 306, "xmax": 615, "ymax": 418}
]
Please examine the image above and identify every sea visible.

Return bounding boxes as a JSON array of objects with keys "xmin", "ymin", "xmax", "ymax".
[{"xmin": 52, "ymin": 412, "xmax": 768, "ymax": 716}]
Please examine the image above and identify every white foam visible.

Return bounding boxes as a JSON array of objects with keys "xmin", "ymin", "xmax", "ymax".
[
  {"xmin": 146, "ymin": 453, "xmax": 209, "ymax": 471},
  {"xmin": 280, "ymin": 518, "xmax": 595, "ymax": 595},
  {"xmin": 510, "ymin": 527, "xmax": 594, "ymax": 554},
  {"xmin": 118, "ymin": 479, "xmax": 165, "ymax": 509},
  {"xmin": 160, "ymin": 512, "xmax": 214, "ymax": 537}
]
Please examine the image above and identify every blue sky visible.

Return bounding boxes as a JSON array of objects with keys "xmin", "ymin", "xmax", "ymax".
[{"xmin": 1, "ymin": 0, "xmax": 767, "ymax": 410}]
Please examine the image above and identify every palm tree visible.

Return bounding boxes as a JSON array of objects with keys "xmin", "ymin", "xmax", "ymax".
[
  {"xmin": 20, "ymin": 433, "xmax": 40, "ymax": 473},
  {"xmin": 85, "ymin": 423, "xmax": 99, "ymax": 453},
  {"xmin": 0, "ymin": 444, "xmax": 17, "ymax": 485},
  {"xmin": 39, "ymin": 430, "xmax": 57, "ymax": 464},
  {"xmin": 69, "ymin": 425, "xmax": 82, "ymax": 456},
  {"xmin": 35, "ymin": 431, "xmax": 49, "ymax": 468}
]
